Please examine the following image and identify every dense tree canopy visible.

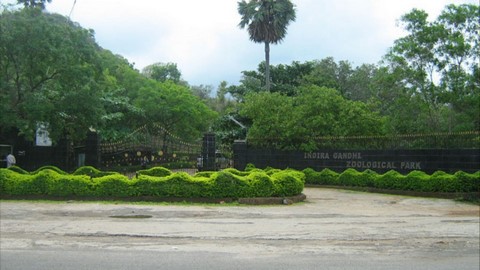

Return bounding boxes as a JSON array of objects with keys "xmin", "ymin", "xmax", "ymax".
[
  {"xmin": 222, "ymin": 3, "xmax": 479, "ymax": 151},
  {"xmin": 0, "ymin": 7, "xmax": 217, "ymax": 144}
]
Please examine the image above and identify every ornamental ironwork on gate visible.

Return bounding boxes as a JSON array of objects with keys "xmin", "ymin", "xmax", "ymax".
[{"xmin": 99, "ymin": 125, "xmax": 202, "ymax": 172}]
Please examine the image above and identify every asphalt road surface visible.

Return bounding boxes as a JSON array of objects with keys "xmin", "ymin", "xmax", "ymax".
[{"xmin": 1, "ymin": 188, "xmax": 479, "ymax": 270}]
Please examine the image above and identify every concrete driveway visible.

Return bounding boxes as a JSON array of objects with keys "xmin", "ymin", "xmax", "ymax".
[{"xmin": 1, "ymin": 188, "xmax": 479, "ymax": 269}]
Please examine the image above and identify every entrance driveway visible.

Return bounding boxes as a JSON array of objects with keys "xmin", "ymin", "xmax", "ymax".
[{"xmin": 1, "ymin": 188, "xmax": 479, "ymax": 269}]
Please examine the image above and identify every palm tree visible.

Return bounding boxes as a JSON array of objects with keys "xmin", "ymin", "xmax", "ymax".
[{"xmin": 238, "ymin": 0, "xmax": 296, "ymax": 91}]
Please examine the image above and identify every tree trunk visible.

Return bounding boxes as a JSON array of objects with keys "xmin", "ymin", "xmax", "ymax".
[{"xmin": 264, "ymin": 41, "xmax": 271, "ymax": 91}]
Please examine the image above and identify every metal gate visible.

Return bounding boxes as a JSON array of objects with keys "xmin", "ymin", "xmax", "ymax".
[{"xmin": 99, "ymin": 125, "xmax": 202, "ymax": 174}]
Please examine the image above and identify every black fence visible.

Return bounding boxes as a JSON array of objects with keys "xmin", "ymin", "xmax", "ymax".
[{"xmin": 234, "ymin": 132, "xmax": 480, "ymax": 174}]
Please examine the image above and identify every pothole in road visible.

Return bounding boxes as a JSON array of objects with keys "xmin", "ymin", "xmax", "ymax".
[{"xmin": 109, "ymin": 215, "xmax": 153, "ymax": 219}]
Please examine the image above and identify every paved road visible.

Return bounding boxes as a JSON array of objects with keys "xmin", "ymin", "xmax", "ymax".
[{"xmin": 1, "ymin": 188, "xmax": 479, "ymax": 270}]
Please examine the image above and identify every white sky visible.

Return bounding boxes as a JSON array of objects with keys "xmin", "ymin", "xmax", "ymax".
[{"xmin": 5, "ymin": 0, "xmax": 478, "ymax": 87}]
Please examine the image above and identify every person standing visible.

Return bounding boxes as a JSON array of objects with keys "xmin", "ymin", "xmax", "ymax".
[{"xmin": 6, "ymin": 153, "xmax": 16, "ymax": 168}]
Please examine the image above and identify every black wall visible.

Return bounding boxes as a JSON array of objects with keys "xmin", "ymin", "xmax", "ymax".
[{"xmin": 233, "ymin": 141, "xmax": 479, "ymax": 174}]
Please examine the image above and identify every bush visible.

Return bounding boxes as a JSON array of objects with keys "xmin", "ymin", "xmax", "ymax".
[
  {"xmin": 245, "ymin": 163, "xmax": 256, "ymax": 171},
  {"xmin": 0, "ymin": 169, "xmax": 26, "ymax": 195},
  {"xmin": 374, "ymin": 170, "xmax": 404, "ymax": 190},
  {"xmin": 133, "ymin": 175, "xmax": 168, "ymax": 197},
  {"xmin": 194, "ymin": 171, "xmax": 216, "ymax": 178},
  {"xmin": 93, "ymin": 174, "xmax": 133, "ymax": 197},
  {"xmin": 7, "ymin": 166, "xmax": 29, "ymax": 175},
  {"xmin": 429, "ymin": 171, "xmax": 461, "ymax": 193},
  {"xmin": 303, "ymin": 168, "xmax": 339, "ymax": 185},
  {"xmin": 222, "ymin": 167, "xmax": 252, "ymax": 177},
  {"xmin": 31, "ymin": 166, "xmax": 67, "ymax": 175},
  {"xmin": 46, "ymin": 175, "xmax": 93, "ymax": 197},
  {"xmin": 136, "ymin": 166, "xmax": 172, "ymax": 177},
  {"xmin": 305, "ymin": 167, "xmax": 479, "ymax": 193},
  {"xmin": 245, "ymin": 171, "xmax": 275, "ymax": 197},
  {"xmin": 455, "ymin": 171, "xmax": 480, "ymax": 193},
  {"xmin": 1, "ymin": 166, "xmax": 305, "ymax": 199},
  {"xmin": 271, "ymin": 171, "xmax": 304, "ymax": 197},
  {"xmin": 73, "ymin": 166, "xmax": 119, "ymax": 178},
  {"xmin": 403, "ymin": 170, "xmax": 430, "ymax": 191},
  {"xmin": 2, "ymin": 169, "xmax": 59, "ymax": 195},
  {"xmin": 210, "ymin": 171, "xmax": 251, "ymax": 198}
]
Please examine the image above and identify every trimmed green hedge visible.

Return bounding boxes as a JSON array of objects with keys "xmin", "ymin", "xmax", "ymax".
[
  {"xmin": 73, "ymin": 166, "xmax": 120, "ymax": 178},
  {"xmin": 0, "ymin": 166, "xmax": 305, "ymax": 199},
  {"xmin": 303, "ymin": 168, "xmax": 480, "ymax": 193}
]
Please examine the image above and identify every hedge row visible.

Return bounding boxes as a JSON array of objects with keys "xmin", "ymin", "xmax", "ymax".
[
  {"xmin": 303, "ymin": 168, "xmax": 480, "ymax": 193},
  {"xmin": 0, "ymin": 166, "xmax": 304, "ymax": 199}
]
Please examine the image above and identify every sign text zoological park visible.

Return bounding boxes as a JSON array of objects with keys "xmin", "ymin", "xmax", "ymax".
[{"xmin": 304, "ymin": 151, "xmax": 421, "ymax": 170}]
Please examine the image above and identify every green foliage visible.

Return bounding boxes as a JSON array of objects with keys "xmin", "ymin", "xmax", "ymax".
[
  {"xmin": 403, "ymin": 170, "xmax": 430, "ymax": 191},
  {"xmin": 245, "ymin": 163, "xmax": 256, "ymax": 171},
  {"xmin": 210, "ymin": 171, "xmax": 251, "ymax": 198},
  {"xmin": 304, "ymin": 168, "xmax": 479, "ymax": 193},
  {"xmin": 0, "ymin": 8, "xmax": 106, "ymax": 142},
  {"xmin": 270, "ymin": 170, "xmax": 304, "ymax": 197},
  {"xmin": 338, "ymin": 169, "xmax": 377, "ymax": 187},
  {"xmin": 72, "ymin": 166, "xmax": 119, "ymax": 178},
  {"xmin": 136, "ymin": 167, "xmax": 172, "ymax": 177},
  {"xmin": 245, "ymin": 171, "xmax": 275, "ymax": 197},
  {"xmin": 32, "ymin": 166, "xmax": 68, "ymax": 175},
  {"xmin": 0, "ymin": 166, "xmax": 305, "ymax": 200},
  {"xmin": 194, "ymin": 171, "xmax": 216, "ymax": 178},
  {"xmin": 7, "ymin": 166, "xmax": 29, "ymax": 175},
  {"xmin": 222, "ymin": 167, "xmax": 251, "ymax": 177},
  {"xmin": 384, "ymin": 4, "xmax": 480, "ymax": 133},
  {"xmin": 241, "ymin": 86, "xmax": 386, "ymax": 151},
  {"xmin": 46, "ymin": 175, "xmax": 93, "ymax": 197},
  {"xmin": 142, "ymin": 62, "xmax": 183, "ymax": 84},
  {"xmin": 134, "ymin": 173, "xmax": 213, "ymax": 198},
  {"xmin": 455, "ymin": 171, "xmax": 480, "ymax": 193},
  {"xmin": 93, "ymin": 175, "xmax": 133, "ymax": 197}
]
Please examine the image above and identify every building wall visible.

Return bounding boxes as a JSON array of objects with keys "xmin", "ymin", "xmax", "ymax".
[{"xmin": 233, "ymin": 141, "xmax": 479, "ymax": 174}]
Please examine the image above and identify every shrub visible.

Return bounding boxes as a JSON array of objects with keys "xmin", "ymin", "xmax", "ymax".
[
  {"xmin": 455, "ymin": 171, "xmax": 480, "ymax": 193},
  {"xmin": 375, "ymin": 170, "xmax": 404, "ymax": 190},
  {"xmin": 0, "ymin": 168, "xmax": 25, "ymax": 195},
  {"xmin": 222, "ymin": 167, "xmax": 251, "ymax": 177},
  {"xmin": 46, "ymin": 175, "xmax": 93, "ymax": 197},
  {"xmin": 7, "ymin": 166, "xmax": 29, "ymax": 175},
  {"xmin": 430, "ymin": 171, "xmax": 460, "ymax": 193},
  {"xmin": 136, "ymin": 166, "xmax": 172, "ymax": 177},
  {"xmin": 133, "ymin": 175, "xmax": 168, "ymax": 197},
  {"xmin": 158, "ymin": 172, "xmax": 213, "ymax": 198},
  {"xmin": 210, "ymin": 171, "xmax": 251, "ymax": 198},
  {"xmin": 93, "ymin": 174, "xmax": 133, "ymax": 197},
  {"xmin": 245, "ymin": 163, "xmax": 256, "ymax": 171},
  {"xmin": 2, "ymin": 169, "xmax": 59, "ymax": 195},
  {"xmin": 1, "ymin": 166, "xmax": 306, "ymax": 199},
  {"xmin": 271, "ymin": 170, "xmax": 304, "ymax": 197},
  {"xmin": 73, "ymin": 166, "xmax": 119, "ymax": 178},
  {"xmin": 404, "ymin": 170, "xmax": 430, "ymax": 191},
  {"xmin": 245, "ymin": 171, "xmax": 275, "ymax": 197},
  {"xmin": 337, "ymin": 168, "xmax": 376, "ymax": 187},
  {"xmin": 194, "ymin": 171, "xmax": 216, "ymax": 178},
  {"xmin": 32, "ymin": 166, "xmax": 67, "ymax": 175}
]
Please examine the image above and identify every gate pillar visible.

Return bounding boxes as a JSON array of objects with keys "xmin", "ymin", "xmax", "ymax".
[
  {"xmin": 85, "ymin": 131, "xmax": 100, "ymax": 168},
  {"xmin": 201, "ymin": 133, "xmax": 216, "ymax": 171}
]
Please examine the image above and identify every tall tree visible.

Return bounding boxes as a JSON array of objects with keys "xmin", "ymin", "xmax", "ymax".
[
  {"xmin": 0, "ymin": 8, "xmax": 104, "ymax": 142},
  {"xmin": 142, "ymin": 62, "xmax": 183, "ymax": 84},
  {"xmin": 384, "ymin": 4, "xmax": 479, "ymax": 132},
  {"xmin": 17, "ymin": 0, "xmax": 51, "ymax": 9},
  {"xmin": 238, "ymin": 0, "xmax": 296, "ymax": 91}
]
